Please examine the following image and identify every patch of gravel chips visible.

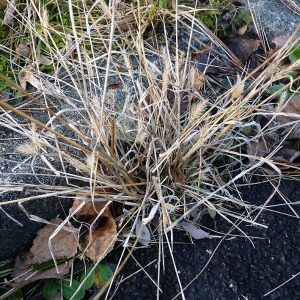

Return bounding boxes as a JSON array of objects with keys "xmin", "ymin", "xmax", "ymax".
[{"xmin": 0, "ymin": 1, "xmax": 300, "ymax": 299}]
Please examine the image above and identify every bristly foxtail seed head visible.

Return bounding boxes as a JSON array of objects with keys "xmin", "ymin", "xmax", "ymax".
[
  {"xmin": 189, "ymin": 99, "xmax": 208, "ymax": 122},
  {"xmin": 17, "ymin": 123, "xmax": 42, "ymax": 155}
]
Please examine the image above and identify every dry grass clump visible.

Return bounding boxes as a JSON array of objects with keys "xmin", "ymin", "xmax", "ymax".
[{"xmin": 0, "ymin": 0, "xmax": 300, "ymax": 298}]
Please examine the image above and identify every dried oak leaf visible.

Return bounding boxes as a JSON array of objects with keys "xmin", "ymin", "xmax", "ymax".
[
  {"xmin": 72, "ymin": 188, "xmax": 117, "ymax": 262},
  {"xmin": 222, "ymin": 25, "xmax": 260, "ymax": 64}
]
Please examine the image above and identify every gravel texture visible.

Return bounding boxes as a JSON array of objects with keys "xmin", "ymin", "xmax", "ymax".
[{"xmin": 0, "ymin": 0, "xmax": 300, "ymax": 299}]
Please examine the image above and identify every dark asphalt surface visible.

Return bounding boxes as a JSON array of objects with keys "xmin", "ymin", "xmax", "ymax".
[{"xmin": 100, "ymin": 179, "xmax": 300, "ymax": 300}]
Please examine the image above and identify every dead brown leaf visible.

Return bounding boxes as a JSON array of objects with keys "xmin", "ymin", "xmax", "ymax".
[
  {"xmin": 16, "ymin": 42, "xmax": 32, "ymax": 58},
  {"xmin": 3, "ymin": 0, "xmax": 16, "ymax": 26},
  {"xmin": 10, "ymin": 256, "xmax": 73, "ymax": 289},
  {"xmin": 72, "ymin": 188, "xmax": 114, "ymax": 220},
  {"xmin": 30, "ymin": 218, "xmax": 77, "ymax": 264},
  {"xmin": 268, "ymin": 35, "xmax": 290, "ymax": 58},
  {"xmin": 18, "ymin": 66, "xmax": 43, "ymax": 90},
  {"xmin": 188, "ymin": 66, "xmax": 206, "ymax": 95},
  {"xmin": 247, "ymin": 140, "xmax": 269, "ymax": 158},
  {"xmin": 222, "ymin": 25, "xmax": 260, "ymax": 64},
  {"xmin": 72, "ymin": 188, "xmax": 117, "ymax": 262},
  {"xmin": 9, "ymin": 218, "xmax": 77, "ymax": 287},
  {"xmin": 170, "ymin": 168, "xmax": 186, "ymax": 184},
  {"xmin": 191, "ymin": 48, "xmax": 220, "ymax": 74},
  {"xmin": 0, "ymin": 88, "xmax": 10, "ymax": 102},
  {"xmin": 81, "ymin": 213, "xmax": 117, "ymax": 261},
  {"xmin": 16, "ymin": 42, "xmax": 51, "ymax": 65},
  {"xmin": 276, "ymin": 95, "xmax": 300, "ymax": 139}
]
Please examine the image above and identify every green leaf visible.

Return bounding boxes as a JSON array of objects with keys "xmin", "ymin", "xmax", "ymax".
[
  {"xmin": 33, "ymin": 258, "xmax": 66, "ymax": 271},
  {"xmin": 266, "ymin": 83, "xmax": 294, "ymax": 100},
  {"xmin": 80, "ymin": 266, "xmax": 95, "ymax": 290},
  {"xmin": 266, "ymin": 83, "xmax": 286, "ymax": 96},
  {"xmin": 62, "ymin": 279, "xmax": 85, "ymax": 300},
  {"xmin": 43, "ymin": 279, "xmax": 59, "ymax": 299},
  {"xmin": 289, "ymin": 44, "xmax": 300, "ymax": 63},
  {"xmin": 288, "ymin": 71, "xmax": 297, "ymax": 79},
  {"xmin": 95, "ymin": 264, "xmax": 113, "ymax": 286}
]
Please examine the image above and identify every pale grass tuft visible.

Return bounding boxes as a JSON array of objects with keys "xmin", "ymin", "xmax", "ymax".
[
  {"xmin": 1, "ymin": 2, "xmax": 300, "ymax": 299},
  {"xmin": 135, "ymin": 129, "xmax": 149, "ymax": 144},
  {"xmin": 66, "ymin": 155, "xmax": 91, "ymax": 173},
  {"xmin": 164, "ymin": 203, "xmax": 179, "ymax": 213},
  {"xmin": 41, "ymin": 7, "xmax": 49, "ymax": 41}
]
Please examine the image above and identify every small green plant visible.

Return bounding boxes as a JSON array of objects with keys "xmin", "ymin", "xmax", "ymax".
[
  {"xmin": 267, "ymin": 43, "xmax": 300, "ymax": 99},
  {"xmin": 0, "ymin": 261, "xmax": 113, "ymax": 300},
  {"xmin": 42, "ymin": 264, "xmax": 113, "ymax": 300}
]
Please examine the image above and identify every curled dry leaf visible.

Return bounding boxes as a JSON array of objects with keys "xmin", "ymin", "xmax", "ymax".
[
  {"xmin": 191, "ymin": 48, "xmax": 220, "ymax": 74},
  {"xmin": 135, "ymin": 218, "xmax": 151, "ymax": 247},
  {"xmin": 10, "ymin": 218, "xmax": 77, "ymax": 288},
  {"xmin": 188, "ymin": 66, "xmax": 206, "ymax": 96},
  {"xmin": 72, "ymin": 188, "xmax": 117, "ymax": 262},
  {"xmin": 16, "ymin": 42, "xmax": 32, "ymax": 58},
  {"xmin": 81, "ymin": 213, "xmax": 117, "ymax": 261},
  {"xmin": 170, "ymin": 168, "xmax": 186, "ymax": 184},
  {"xmin": 72, "ymin": 188, "xmax": 114, "ymax": 220},
  {"xmin": 18, "ymin": 66, "xmax": 43, "ymax": 90},
  {"xmin": 181, "ymin": 221, "xmax": 209, "ymax": 240},
  {"xmin": 222, "ymin": 25, "xmax": 260, "ymax": 64},
  {"xmin": 3, "ymin": 0, "xmax": 16, "ymax": 26},
  {"xmin": 247, "ymin": 140, "xmax": 269, "ymax": 158},
  {"xmin": 18, "ymin": 66, "xmax": 60, "ymax": 94},
  {"xmin": 16, "ymin": 42, "xmax": 51, "ymax": 65},
  {"xmin": 268, "ymin": 35, "xmax": 290, "ymax": 58},
  {"xmin": 276, "ymin": 95, "xmax": 300, "ymax": 139}
]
